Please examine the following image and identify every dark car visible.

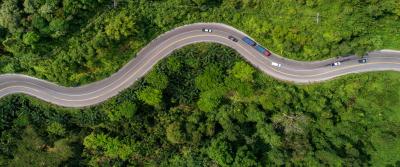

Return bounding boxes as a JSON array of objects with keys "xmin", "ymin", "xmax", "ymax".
[
  {"xmin": 228, "ymin": 36, "xmax": 238, "ymax": 42},
  {"xmin": 358, "ymin": 58, "xmax": 367, "ymax": 63}
]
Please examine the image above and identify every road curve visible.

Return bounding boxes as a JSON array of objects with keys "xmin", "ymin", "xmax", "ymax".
[{"xmin": 1, "ymin": 23, "xmax": 400, "ymax": 107}]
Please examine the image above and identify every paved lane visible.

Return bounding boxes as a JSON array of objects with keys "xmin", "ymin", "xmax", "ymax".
[{"xmin": 0, "ymin": 23, "xmax": 399, "ymax": 107}]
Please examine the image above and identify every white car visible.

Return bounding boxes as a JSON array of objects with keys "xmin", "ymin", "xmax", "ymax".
[
  {"xmin": 271, "ymin": 62, "xmax": 282, "ymax": 67},
  {"xmin": 202, "ymin": 28, "xmax": 212, "ymax": 33},
  {"xmin": 331, "ymin": 62, "xmax": 341, "ymax": 66}
]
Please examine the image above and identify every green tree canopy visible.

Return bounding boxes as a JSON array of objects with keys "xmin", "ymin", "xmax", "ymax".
[
  {"xmin": 229, "ymin": 61, "xmax": 255, "ymax": 82},
  {"xmin": 195, "ymin": 64, "xmax": 223, "ymax": 91},
  {"xmin": 105, "ymin": 10, "xmax": 137, "ymax": 40},
  {"xmin": 137, "ymin": 87, "xmax": 162, "ymax": 107},
  {"xmin": 23, "ymin": 31, "xmax": 40, "ymax": 45}
]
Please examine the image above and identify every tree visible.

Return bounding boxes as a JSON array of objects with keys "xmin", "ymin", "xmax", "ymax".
[
  {"xmin": 49, "ymin": 18, "xmax": 68, "ymax": 38},
  {"xmin": 137, "ymin": 87, "xmax": 162, "ymax": 107},
  {"xmin": 256, "ymin": 124, "xmax": 282, "ymax": 148},
  {"xmin": 166, "ymin": 56, "xmax": 182, "ymax": 73},
  {"xmin": 369, "ymin": 126, "xmax": 400, "ymax": 166},
  {"xmin": 31, "ymin": 14, "xmax": 47, "ymax": 31},
  {"xmin": 315, "ymin": 150, "xmax": 343, "ymax": 166},
  {"xmin": 105, "ymin": 10, "xmax": 137, "ymax": 40},
  {"xmin": 0, "ymin": 0, "xmax": 22, "ymax": 33},
  {"xmin": 23, "ymin": 31, "xmax": 40, "ymax": 45},
  {"xmin": 9, "ymin": 126, "xmax": 73, "ymax": 166},
  {"xmin": 145, "ymin": 70, "xmax": 168, "ymax": 90},
  {"xmin": 23, "ymin": 0, "xmax": 39, "ymax": 14},
  {"xmin": 107, "ymin": 101, "xmax": 137, "ymax": 121},
  {"xmin": 47, "ymin": 122, "xmax": 66, "ymax": 136},
  {"xmin": 2, "ymin": 38, "xmax": 25, "ymax": 54},
  {"xmin": 166, "ymin": 122, "xmax": 185, "ymax": 144},
  {"xmin": 197, "ymin": 87, "xmax": 226, "ymax": 112},
  {"xmin": 83, "ymin": 133, "xmax": 137, "ymax": 161},
  {"xmin": 224, "ymin": 76, "xmax": 254, "ymax": 99},
  {"xmin": 229, "ymin": 61, "xmax": 255, "ymax": 82},
  {"xmin": 232, "ymin": 146, "xmax": 258, "ymax": 167},
  {"xmin": 216, "ymin": 105, "xmax": 238, "ymax": 141},
  {"xmin": 245, "ymin": 104, "xmax": 265, "ymax": 123},
  {"xmin": 272, "ymin": 112, "xmax": 310, "ymax": 135},
  {"xmin": 195, "ymin": 64, "xmax": 223, "ymax": 91},
  {"xmin": 192, "ymin": 0, "xmax": 208, "ymax": 6},
  {"xmin": 208, "ymin": 137, "xmax": 234, "ymax": 166}
]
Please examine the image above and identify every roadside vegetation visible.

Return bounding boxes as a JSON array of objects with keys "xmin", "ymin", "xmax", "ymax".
[
  {"xmin": 1, "ymin": 44, "xmax": 399, "ymax": 166},
  {"xmin": 0, "ymin": 0, "xmax": 399, "ymax": 86}
]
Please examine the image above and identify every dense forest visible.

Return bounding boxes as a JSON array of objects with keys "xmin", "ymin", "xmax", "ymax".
[
  {"xmin": 1, "ymin": 44, "xmax": 399, "ymax": 166},
  {"xmin": 1, "ymin": 0, "xmax": 400, "ymax": 166},
  {"xmin": 0, "ymin": 0, "xmax": 399, "ymax": 86}
]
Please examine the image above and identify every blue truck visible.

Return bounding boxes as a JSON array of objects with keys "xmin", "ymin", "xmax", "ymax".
[
  {"xmin": 242, "ymin": 37, "xmax": 271, "ymax": 56},
  {"xmin": 242, "ymin": 37, "xmax": 256, "ymax": 46},
  {"xmin": 255, "ymin": 45, "xmax": 266, "ymax": 53},
  {"xmin": 255, "ymin": 45, "xmax": 271, "ymax": 56}
]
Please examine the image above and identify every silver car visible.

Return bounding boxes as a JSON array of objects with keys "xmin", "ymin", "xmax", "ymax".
[
  {"xmin": 332, "ymin": 62, "xmax": 341, "ymax": 66},
  {"xmin": 202, "ymin": 28, "xmax": 212, "ymax": 33},
  {"xmin": 272, "ymin": 62, "xmax": 282, "ymax": 67}
]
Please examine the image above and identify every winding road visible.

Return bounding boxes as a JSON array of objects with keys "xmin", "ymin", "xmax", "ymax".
[{"xmin": 1, "ymin": 23, "xmax": 400, "ymax": 107}]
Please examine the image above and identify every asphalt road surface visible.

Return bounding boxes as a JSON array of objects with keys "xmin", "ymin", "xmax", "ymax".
[{"xmin": 1, "ymin": 23, "xmax": 400, "ymax": 107}]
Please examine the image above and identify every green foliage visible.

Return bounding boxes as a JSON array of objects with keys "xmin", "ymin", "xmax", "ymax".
[
  {"xmin": 197, "ymin": 87, "xmax": 226, "ymax": 112},
  {"xmin": 49, "ymin": 18, "xmax": 68, "ymax": 38},
  {"xmin": 31, "ymin": 14, "xmax": 47, "ymax": 30},
  {"xmin": 0, "ymin": 0, "xmax": 21, "ymax": 33},
  {"xmin": 13, "ymin": 113, "xmax": 30, "ymax": 127},
  {"xmin": 9, "ymin": 126, "xmax": 73, "ymax": 167},
  {"xmin": 166, "ymin": 56, "xmax": 182, "ymax": 72},
  {"xmin": 229, "ymin": 61, "xmax": 255, "ymax": 82},
  {"xmin": 83, "ymin": 133, "xmax": 137, "ymax": 161},
  {"xmin": 107, "ymin": 101, "xmax": 137, "ymax": 121},
  {"xmin": 22, "ymin": 31, "xmax": 40, "ymax": 45},
  {"xmin": 195, "ymin": 64, "xmax": 223, "ymax": 91},
  {"xmin": 232, "ymin": 146, "xmax": 258, "ymax": 167},
  {"xmin": 47, "ymin": 122, "xmax": 66, "ymax": 136},
  {"xmin": 166, "ymin": 122, "xmax": 185, "ymax": 144},
  {"xmin": 208, "ymin": 137, "xmax": 234, "ymax": 166},
  {"xmin": 137, "ymin": 87, "xmax": 162, "ymax": 107},
  {"xmin": 256, "ymin": 124, "xmax": 281, "ymax": 148},
  {"xmin": 369, "ymin": 126, "xmax": 400, "ymax": 166},
  {"xmin": 105, "ymin": 10, "xmax": 137, "ymax": 40},
  {"xmin": 145, "ymin": 70, "xmax": 169, "ymax": 90},
  {"xmin": 1, "ymin": 40, "xmax": 400, "ymax": 166},
  {"xmin": 1, "ymin": 0, "xmax": 399, "ymax": 87}
]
